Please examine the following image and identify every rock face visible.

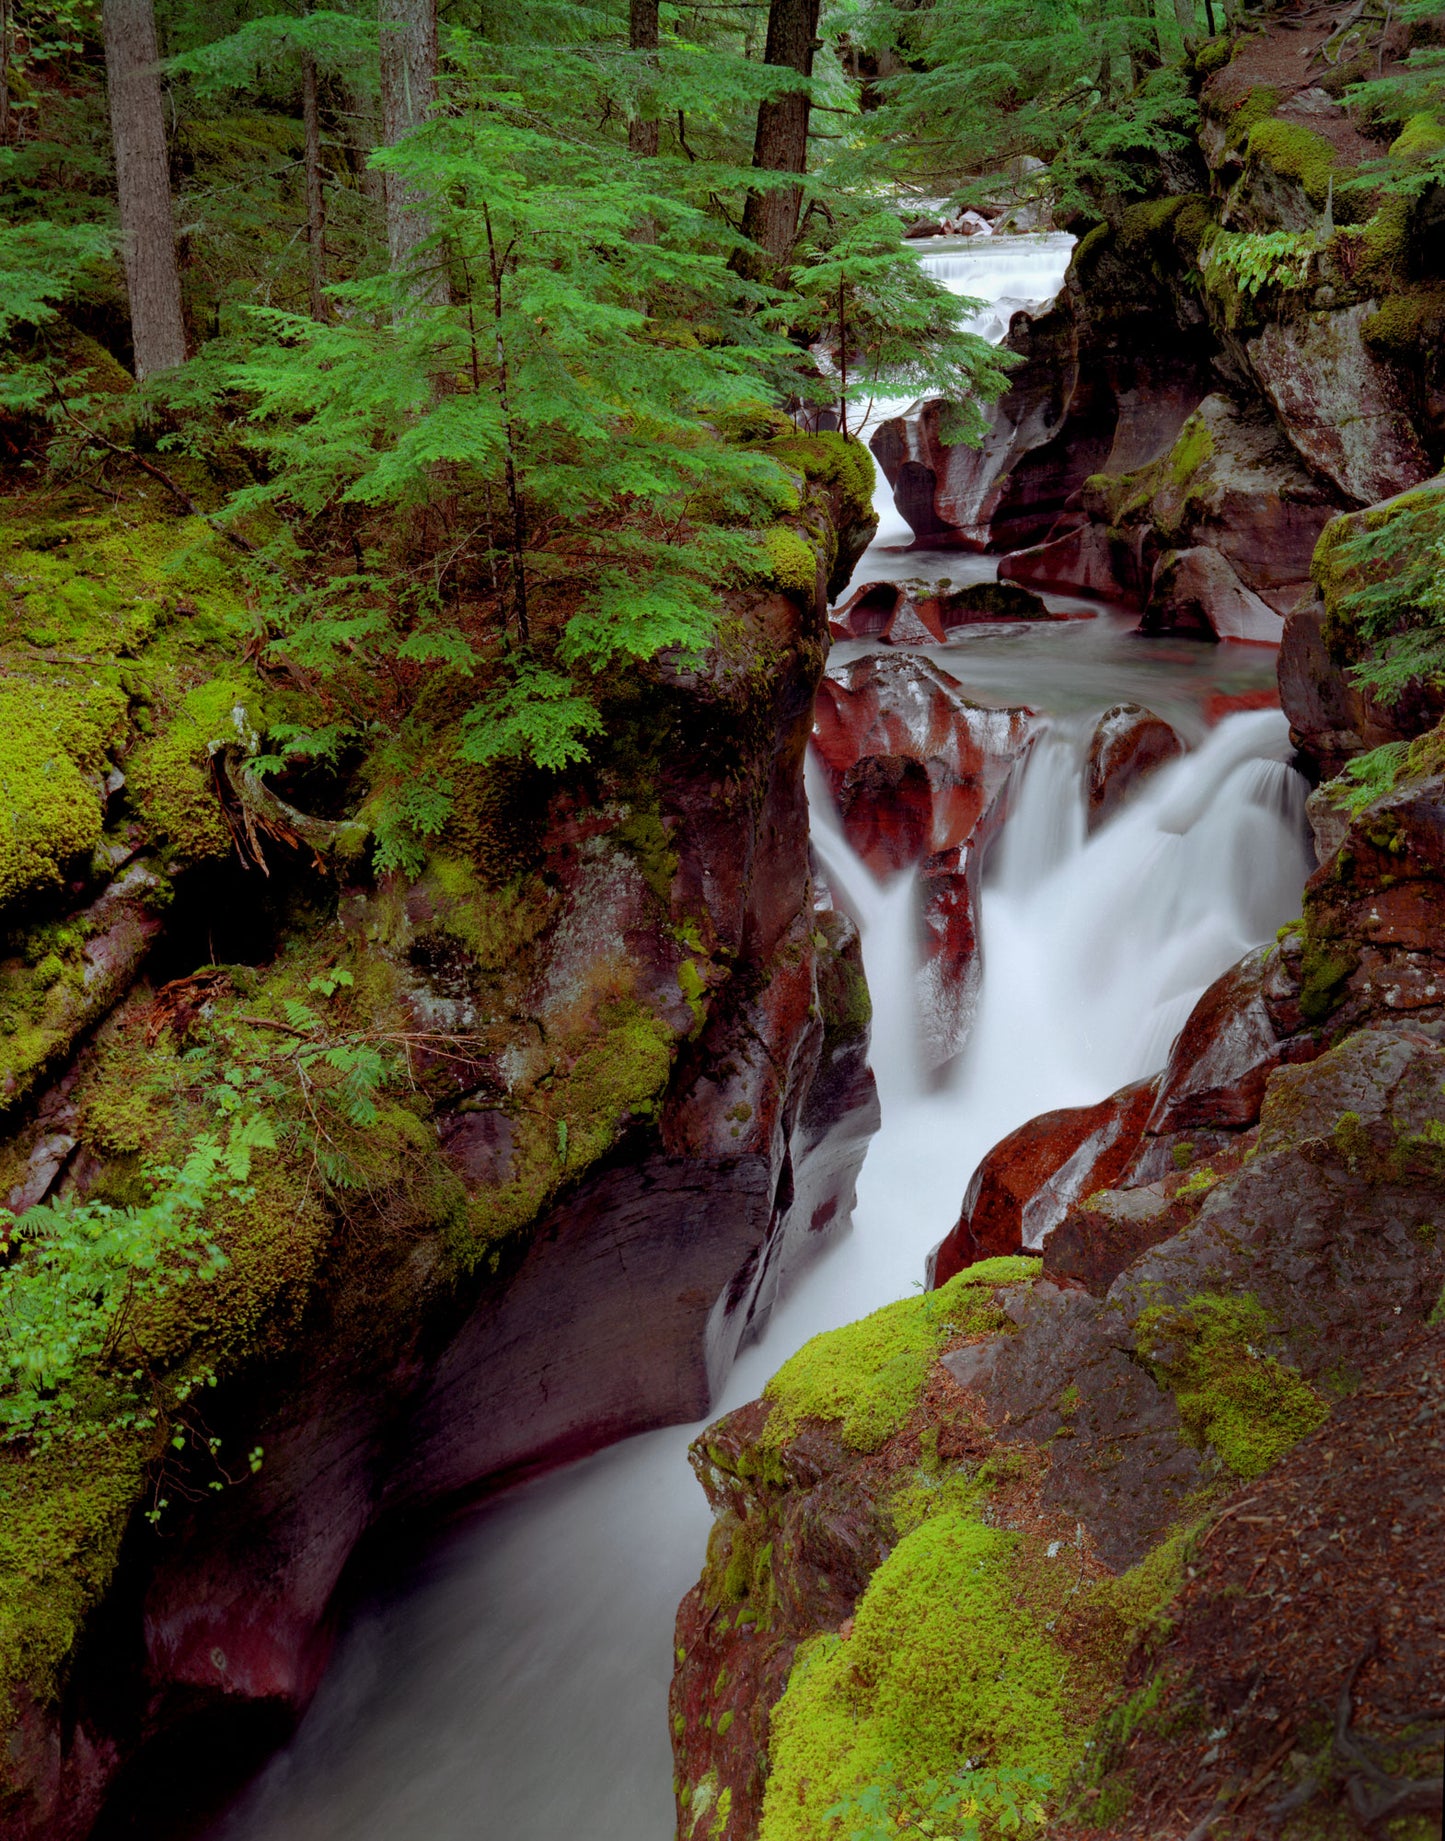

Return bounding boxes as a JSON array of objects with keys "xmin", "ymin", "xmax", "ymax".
[
  {"xmin": 811, "ymin": 653, "xmax": 1032, "ymax": 1066},
  {"xmin": 0, "ymin": 459, "xmax": 881, "ymax": 1837},
  {"xmin": 873, "ymin": 136, "xmax": 1436, "ymax": 626},
  {"xmin": 829, "ymin": 577, "xmax": 1063, "ymax": 645},
  {"xmin": 1084, "ymin": 704, "xmax": 1183, "ymax": 829}
]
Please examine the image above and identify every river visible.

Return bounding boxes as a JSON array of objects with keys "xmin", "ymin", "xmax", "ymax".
[{"xmin": 201, "ymin": 233, "xmax": 1312, "ymax": 1841}]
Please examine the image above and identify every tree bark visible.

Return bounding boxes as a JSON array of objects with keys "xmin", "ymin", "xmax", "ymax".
[
  {"xmin": 1172, "ymin": 0, "xmax": 1197, "ymax": 47},
  {"xmin": 102, "ymin": 0, "xmax": 187, "ymax": 380},
  {"xmin": 628, "ymin": 0, "xmax": 659, "ymax": 158},
  {"xmin": 738, "ymin": 0, "xmax": 822, "ymax": 278},
  {"xmin": 1, "ymin": 0, "xmax": 12, "ymax": 145},
  {"xmin": 379, "ymin": 0, "xmax": 445, "ymax": 297},
  {"xmin": 302, "ymin": 54, "xmax": 329, "ymax": 321}
]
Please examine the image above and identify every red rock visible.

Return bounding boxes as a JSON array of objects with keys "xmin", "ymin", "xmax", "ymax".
[
  {"xmin": 998, "ymin": 522, "xmax": 1128, "ymax": 599},
  {"xmin": 1202, "ymin": 686, "xmax": 1280, "ymax": 725},
  {"xmin": 829, "ymin": 578, "xmax": 1063, "ymax": 647},
  {"xmin": 1141, "ymin": 545, "xmax": 1284, "ymax": 644},
  {"xmin": 931, "ymin": 1076, "xmax": 1158, "ymax": 1284},
  {"xmin": 813, "ymin": 654, "xmax": 1032, "ymax": 874},
  {"xmin": 1145, "ymin": 944, "xmax": 1284, "ymax": 1135},
  {"xmin": 1084, "ymin": 704, "xmax": 1183, "ymax": 830},
  {"xmin": 916, "ymin": 841, "xmax": 982, "ymax": 1070}
]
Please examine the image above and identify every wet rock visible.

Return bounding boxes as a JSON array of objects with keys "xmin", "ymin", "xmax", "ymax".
[
  {"xmin": 812, "ymin": 653, "xmax": 1032, "ymax": 873},
  {"xmin": 1146, "ymin": 945, "xmax": 1288, "ymax": 1134},
  {"xmin": 932, "ymin": 1077, "xmax": 1157, "ymax": 1283},
  {"xmin": 1246, "ymin": 303, "xmax": 1433, "ymax": 508},
  {"xmin": 997, "ymin": 522, "xmax": 1130, "ymax": 598},
  {"xmin": 916, "ymin": 841, "xmax": 982, "ymax": 1071},
  {"xmin": 828, "ymin": 577, "xmax": 1061, "ymax": 646},
  {"xmin": 1142, "ymin": 545, "xmax": 1284, "ymax": 644},
  {"xmin": 1084, "ymin": 704, "xmax": 1184, "ymax": 829}
]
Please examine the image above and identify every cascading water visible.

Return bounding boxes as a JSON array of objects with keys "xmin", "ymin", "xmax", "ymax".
[{"xmin": 205, "ymin": 237, "xmax": 1312, "ymax": 1841}]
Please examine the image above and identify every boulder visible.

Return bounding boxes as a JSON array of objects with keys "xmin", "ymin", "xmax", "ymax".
[
  {"xmin": 998, "ymin": 521, "xmax": 1129, "ymax": 598},
  {"xmin": 828, "ymin": 578, "xmax": 1060, "ymax": 647},
  {"xmin": 916, "ymin": 841, "xmax": 982, "ymax": 1071},
  {"xmin": 1142, "ymin": 545, "xmax": 1285, "ymax": 643},
  {"xmin": 1084, "ymin": 704, "xmax": 1184, "ymax": 829},
  {"xmin": 812, "ymin": 653, "xmax": 1032, "ymax": 873},
  {"xmin": 1246, "ymin": 303, "xmax": 1433, "ymax": 508},
  {"xmin": 931, "ymin": 1076, "xmax": 1157, "ymax": 1283}
]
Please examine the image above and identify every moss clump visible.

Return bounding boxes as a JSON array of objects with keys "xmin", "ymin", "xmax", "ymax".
[
  {"xmin": 1135, "ymin": 1292, "xmax": 1329, "ymax": 1479},
  {"xmin": 759, "ymin": 432, "xmax": 877, "ymax": 533},
  {"xmin": 1244, "ymin": 118, "xmax": 1340, "ymax": 212},
  {"xmin": 758, "ymin": 1515, "xmax": 1081, "ymax": 1841},
  {"xmin": 1225, "ymin": 85, "xmax": 1284, "ymax": 154},
  {"xmin": 615, "ymin": 810, "xmax": 679, "ymax": 908},
  {"xmin": 1389, "ymin": 111, "xmax": 1445, "ymax": 164},
  {"xmin": 760, "ymin": 526, "xmax": 820, "ymax": 596},
  {"xmin": 1296, "ymin": 917, "xmax": 1359, "ymax": 1023},
  {"xmin": 760, "ymin": 1257, "xmax": 1040, "ymax": 1454},
  {"xmin": 1364, "ymin": 283, "xmax": 1445, "ymax": 360},
  {"xmin": 1191, "ymin": 34, "xmax": 1236, "ymax": 78},
  {"xmin": 128, "ymin": 673, "xmax": 269, "ymax": 865},
  {"xmin": 0, "ymin": 679, "xmax": 126, "ymax": 909}
]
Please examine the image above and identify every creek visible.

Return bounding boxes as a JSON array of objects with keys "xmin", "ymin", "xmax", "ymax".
[{"xmin": 205, "ymin": 234, "xmax": 1312, "ymax": 1841}]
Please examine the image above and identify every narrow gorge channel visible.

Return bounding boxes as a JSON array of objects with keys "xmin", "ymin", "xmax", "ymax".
[{"xmin": 201, "ymin": 239, "xmax": 1313, "ymax": 1841}]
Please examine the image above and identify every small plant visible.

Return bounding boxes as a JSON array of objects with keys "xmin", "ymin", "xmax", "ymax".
[
  {"xmin": 1201, "ymin": 229, "xmax": 1315, "ymax": 297},
  {"xmin": 824, "ymin": 1764, "xmax": 1049, "ymax": 1840}
]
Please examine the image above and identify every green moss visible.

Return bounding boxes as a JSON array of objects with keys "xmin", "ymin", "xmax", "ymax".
[
  {"xmin": 0, "ymin": 678, "xmax": 125, "ymax": 910},
  {"xmin": 758, "ymin": 1516, "xmax": 1081, "ymax": 1841},
  {"xmin": 760, "ymin": 1257, "xmax": 1040, "ymax": 1454},
  {"xmin": 1363, "ymin": 283, "xmax": 1445, "ymax": 359},
  {"xmin": 1135, "ymin": 1292, "xmax": 1329, "ymax": 1479},
  {"xmin": 1244, "ymin": 118, "xmax": 1339, "ymax": 211},
  {"xmin": 0, "ymin": 1430, "xmax": 151, "ymax": 1738},
  {"xmin": 128, "ymin": 673, "xmax": 269, "ymax": 866},
  {"xmin": 1427, "ymin": 1283, "xmax": 1445, "ymax": 1327},
  {"xmin": 760, "ymin": 526, "xmax": 820, "ymax": 596},
  {"xmin": 758, "ymin": 432, "xmax": 877, "ymax": 532},
  {"xmin": 1226, "ymin": 85, "xmax": 1284, "ymax": 153},
  {"xmin": 1166, "ymin": 412, "xmax": 1215, "ymax": 495},
  {"xmin": 1175, "ymin": 1165, "xmax": 1219, "ymax": 1200},
  {"xmin": 1192, "ymin": 34, "xmax": 1236, "ymax": 77},
  {"xmin": 1297, "ymin": 921, "xmax": 1358, "ymax": 1024},
  {"xmin": 1390, "ymin": 111, "xmax": 1445, "ymax": 163},
  {"xmin": 615, "ymin": 810, "xmax": 679, "ymax": 908},
  {"xmin": 424, "ymin": 857, "xmax": 555, "ymax": 970}
]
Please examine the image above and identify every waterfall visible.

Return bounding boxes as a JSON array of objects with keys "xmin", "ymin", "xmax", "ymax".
[{"xmin": 205, "ymin": 233, "xmax": 1309, "ymax": 1841}]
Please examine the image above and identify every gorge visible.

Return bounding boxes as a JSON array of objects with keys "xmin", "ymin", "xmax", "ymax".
[{"xmin": 2, "ymin": 4, "xmax": 1444, "ymax": 1840}]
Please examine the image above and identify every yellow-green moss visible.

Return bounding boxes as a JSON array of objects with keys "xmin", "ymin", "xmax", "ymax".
[
  {"xmin": 1191, "ymin": 34, "xmax": 1236, "ymax": 78},
  {"xmin": 760, "ymin": 1257, "xmax": 1041, "ymax": 1454},
  {"xmin": 758, "ymin": 432, "xmax": 877, "ymax": 533},
  {"xmin": 1244, "ymin": 118, "xmax": 1339, "ymax": 210},
  {"xmin": 0, "ymin": 679, "xmax": 126, "ymax": 909},
  {"xmin": 1135, "ymin": 1292, "xmax": 1329, "ymax": 1479},
  {"xmin": 128, "ymin": 673, "xmax": 269, "ymax": 865},
  {"xmin": 1226, "ymin": 85, "xmax": 1284, "ymax": 153},
  {"xmin": 1390, "ymin": 111, "xmax": 1445, "ymax": 164},
  {"xmin": 760, "ymin": 526, "xmax": 820, "ymax": 596},
  {"xmin": 758, "ymin": 1515, "xmax": 1083, "ymax": 1841}
]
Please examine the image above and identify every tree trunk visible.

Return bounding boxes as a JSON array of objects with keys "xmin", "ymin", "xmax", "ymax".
[
  {"xmin": 1, "ymin": 0, "xmax": 12, "ymax": 145},
  {"xmin": 302, "ymin": 54, "xmax": 329, "ymax": 321},
  {"xmin": 738, "ymin": 0, "xmax": 822, "ymax": 278},
  {"xmin": 102, "ymin": 0, "xmax": 187, "ymax": 380},
  {"xmin": 1172, "ymin": 0, "xmax": 1197, "ymax": 47},
  {"xmin": 379, "ymin": 0, "xmax": 445, "ymax": 297},
  {"xmin": 628, "ymin": 0, "xmax": 659, "ymax": 158}
]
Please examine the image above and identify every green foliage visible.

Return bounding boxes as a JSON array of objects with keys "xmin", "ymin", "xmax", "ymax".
[
  {"xmin": 1320, "ymin": 482, "xmax": 1445, "ymax": 704},
  {"xmin": 1201, "ymin": 228, "xmax": 1315, "ymax": 297},
  {"xmin": 1135, "ymin": 1292, "xmax": 1329, "ymax": 1479},
  {"xmin": 824, "ymin": 1765, "xmax": 1049, "ymax": 1841},
  {"xmin": 761, "ymin": 1257, "xmax": 1040, "ymax": 1453},
  {"xmin": 0, "ymin": 1113, "xmax": 273, "ymax": 1445},
  {"xmin": 854, "ymin": 1, "xmax": 1202, "ymax": 218},
  {"xmin": 789, "ymin": 208, "xmax": 1016, "ymax": 445}
]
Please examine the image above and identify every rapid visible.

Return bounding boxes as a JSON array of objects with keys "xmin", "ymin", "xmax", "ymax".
[{"xmin": 205, "ymin": 233, "xmax": 1313, "ymax": 1841}]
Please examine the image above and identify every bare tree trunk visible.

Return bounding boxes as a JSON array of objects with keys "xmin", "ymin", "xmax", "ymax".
[
  {"xmin": 738, "ymin": 0, "xmax": 822, "ymax": 278},
  {"xmin": 1172, "ymin": 0, "xmax": 1197, "ymax": 46},
  {"xmin": 302, "ymin": 54, "xmax": 329, "ymax": 322},
  {"xmin": 102, "ymin": 0, "xmax": 187, "ymax": 380},
  {"xmin": 379, "ymin": 0, "xmax": 445, "ymax": 298},
  {"xmin": 628, "ymin": 0, "xmax": 659, "ymax": 158},
  {"xmin": 1, "ymin": 0, "xmax": 12, "ymax": 145}
]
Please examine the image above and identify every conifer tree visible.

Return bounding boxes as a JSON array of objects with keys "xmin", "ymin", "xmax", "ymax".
[{"xmin": 102, "ymin": 0, "xmax": 187, "ymax": 377}]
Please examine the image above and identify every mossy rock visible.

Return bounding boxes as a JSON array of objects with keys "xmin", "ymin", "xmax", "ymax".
[
  {"xmin": 0, "ymin": 678, "xmax": 126, "ymax": 911},
  {"xmin": 760, "ymin": 1256, "xmax": 1040, "ymax": 1454},
  {"xmin": 127, "ymin": 673, "xmax": 269, "ymax": 866}
]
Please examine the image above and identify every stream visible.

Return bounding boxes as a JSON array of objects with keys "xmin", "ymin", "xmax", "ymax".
[{"xmin": 205, "ymin": 234, "xmax": 1314, "ymax": 1841}]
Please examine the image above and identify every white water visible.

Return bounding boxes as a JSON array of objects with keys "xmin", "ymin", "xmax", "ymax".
[{"xmin": 204, "ymin": 235, "xmax": 1310, "ymax": 1841}]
